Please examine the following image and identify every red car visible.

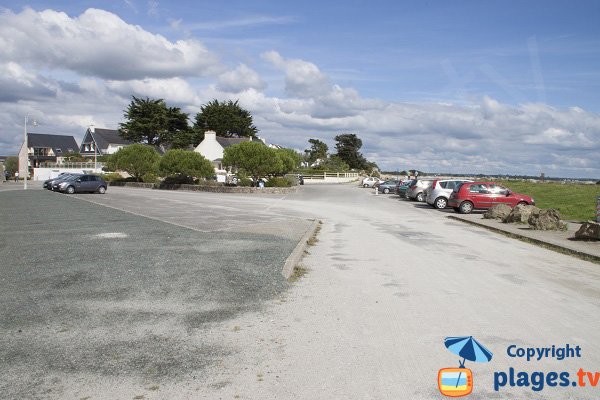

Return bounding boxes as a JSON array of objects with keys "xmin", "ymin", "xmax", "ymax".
[{"xmin": 448, "ymin": 182, "xmax": 535, "ymax": 214}]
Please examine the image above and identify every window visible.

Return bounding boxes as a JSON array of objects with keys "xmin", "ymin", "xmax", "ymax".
[
  {"xmin": 80, "ymin": 176, "xmax": 90, "ymax": 182},
  {"xmin": 469, "ymin": 184, "xmax": 489, "ymax": 193},
  {"xmin": 440, "ymin": 181, "xmax": 448, "ymax": 189},
  {"xmin": 56, "ymin": 148, "xmax": 62, "ymax": 153},
  {"xmin": 445, "ymin": 181, "xmax": 455, "ymax": 190}
]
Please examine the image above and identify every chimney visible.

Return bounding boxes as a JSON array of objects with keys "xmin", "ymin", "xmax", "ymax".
[
  {"xmin": 204, "ymin": 130, "xmax": 216, "ymax": 141},
  {"xmin": 89, "ymin": 124, "xmax": 95, "ymax": 133}
]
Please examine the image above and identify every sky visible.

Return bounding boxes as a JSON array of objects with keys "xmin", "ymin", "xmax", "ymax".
[{"xmin": 0, "ymin": 0, "xmax": 599, "ymax": 178}]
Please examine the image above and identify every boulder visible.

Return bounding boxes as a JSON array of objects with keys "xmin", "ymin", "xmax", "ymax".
[
  {"xmin": 528, "ymin": 208, "xmax": 567, "ymax": 231},
  {"xmin": 574, "ymin": 221, "xmax": 600, "ymax": 240},
  {"xmin": 503, "ymin": 204, "xmax": 539, "ymax": 224},
  {"xmin": 484, "ymin": 204, "xmax": 512, "ymax": 220}
]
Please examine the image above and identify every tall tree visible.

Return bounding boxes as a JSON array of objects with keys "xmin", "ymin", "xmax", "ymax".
[
  {"xmin": 193, "ymin": 99, "xmax": 258, "ymax": 142},
  {"xmin": 334, "ymin": 133, "xmax": 369, "ymax": 170},
  {"xmin": 119, "ymin": 96, "xmax": 191, "ymax": 147},
  {"xmin": 304, "ymin": 138, "xmax": 328, "ymax": 164}
]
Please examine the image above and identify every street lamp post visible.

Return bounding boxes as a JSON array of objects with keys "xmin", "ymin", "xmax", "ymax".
[
  {"xmin": 23, "ymin": 115, "xmax": 28, "ymax": 190},
  {"xmin": 23, "ymin": 115, "xmax": 37, "ymax": 190}
]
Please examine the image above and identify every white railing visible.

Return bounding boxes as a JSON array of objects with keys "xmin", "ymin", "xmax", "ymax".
[
  {"xmin": 41, "ymin": 162, "xmax": 105, "ymax": 169},
  {"xmin": 302, "ymin": 172, "xmax": 359, "ymax": 180}
]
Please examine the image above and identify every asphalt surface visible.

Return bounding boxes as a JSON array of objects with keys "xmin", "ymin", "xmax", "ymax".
[{"xmin": 0, "ymin": 187, "xmax": 312, "ymax": 399}]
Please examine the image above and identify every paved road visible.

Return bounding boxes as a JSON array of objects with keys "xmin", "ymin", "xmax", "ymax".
[{"xmin": 1, "ymin": 184, "xmax": 599, "ymax": 399}]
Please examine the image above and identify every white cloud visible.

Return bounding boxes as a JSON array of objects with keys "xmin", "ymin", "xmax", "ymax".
[
  {"xmin": 0, "ymin": 8, "xmax": 221, "ymax": 80},
  {"xmin": 263, "ymin": 51, "xmax": 330, "ymax": 98},
  {"xmin": 107, "ymin": 77, "xmax": 199, "ymax": 105},
  {"xmin": 0, "ymin": 62, "xmax": 58, "ymax": 101},
  {"xmin": 217, "ymin": 64, "xmax": 266, "ymax": 93}
]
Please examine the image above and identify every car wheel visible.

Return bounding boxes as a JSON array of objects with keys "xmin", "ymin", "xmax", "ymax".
[
  {"xmin": 434, "ymin": 197, "xmax": 448, "ymax": 209},
  {"xmin": 98, "ymin": 186, "xmax": 106, "ymax": 194},
  {"xmin": 416, "ymin": 192, "xmax": 425, "ymax": 202},
  {"xmin": 459, "ymin": 201, "xmax": 474, "ymax": 214},
  {"xmin": 66, "ymin": 186, "xmax": 75, "ymax": 194},
  {"xmin": 517, "ymin": 201, "xmax": 527, "ymax": 206},
  {"xmin": 363, "ymin": 184, "xmax": 369, "ymax": 188},
  {"xmin": 383, "ymin": 188, "xmax": 390, "ymax": 194}
]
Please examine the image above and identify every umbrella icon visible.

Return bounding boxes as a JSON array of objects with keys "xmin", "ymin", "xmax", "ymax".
[{"xmin": 444, "ymin": 336, "xmax": 493, "ymax": 389}]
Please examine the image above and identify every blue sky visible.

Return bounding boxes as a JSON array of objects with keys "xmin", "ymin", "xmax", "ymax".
[{"xmin": 0, "ymin": 0, "xmax": 599, "ymax": 177}]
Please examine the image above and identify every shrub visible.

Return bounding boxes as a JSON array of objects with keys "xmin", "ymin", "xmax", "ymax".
[
  {"xmin": 102, "ymin": 172, "xmax": 125, "ymax": 182},
  {"xmin": 238, "ymin": 177, "xmax": 253, "ymax": 187},
  {"xmin": 159, "ymin": 149, "xmax": 214, "ymax": 179},
  {"xmin": 265, "ymin": 177, "xmax": 292, "ymax": 187},
  {"xmin": 142, "ymin": 172, "xmax": 159, "ymax": 183}
]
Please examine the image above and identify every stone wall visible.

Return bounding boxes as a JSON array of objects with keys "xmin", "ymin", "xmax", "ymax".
[{"xmin": 109, "ymin": 181, "xmax": 298, "ymax": 194}]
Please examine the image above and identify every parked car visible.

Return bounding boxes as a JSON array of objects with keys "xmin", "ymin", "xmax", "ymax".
[
  {"xmin": 47, "ymin": 173, "xmax": 83, "ymax": 190},
  {"xmin": 407, "ymin": 179, "xmax": 433, "ymax": 202},
  {"xmin": 448, "ymin": 182, "xmax": 535, "ymax": 214},
  {"xmin": 375, "ymin": 180, "xmax": 401, "ymax": 194},
  {"xmin": 55, "ymin": 174, "xmax": 107, "ymax": 194},
  {"xmin": 362, "ymin": 176, "xmax": 382, "ymax": 188},
  {"xmin": 43, "ymin": 172, "xmax": 69, "ymax": 189},
  {"xmin": 425, "ymin": 179, "xmax": 473, "ymax": 209},
  {"xmin": 395, "ymin": 180, "xmax": 412, "ymax": 198}
]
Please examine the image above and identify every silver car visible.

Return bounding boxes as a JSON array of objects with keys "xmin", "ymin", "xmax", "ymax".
[
  {"xmin": 425, "ymin": 179, "xmax": 473, "ymax": 209},
  {"xmin": 406, "ymin": 179, "xmax": 433, "ymax": 202}
]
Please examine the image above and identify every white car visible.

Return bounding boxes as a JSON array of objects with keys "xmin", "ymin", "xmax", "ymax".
[
  {"xmin": 425, "ymin": 179, "xmax": 473, "ymax": 209},
  {"xmin": 361, "ymin": 177, "xmax": 382, "ymax": 188}
]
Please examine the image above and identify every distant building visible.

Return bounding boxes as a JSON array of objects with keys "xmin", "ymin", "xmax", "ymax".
[
  {"xmin": 18, "ymin": 133, "xmax": 79, "ymax": 177},
  {"xmin": 80, "ymin": 126, "xmax": 133, "ymax": 157}
]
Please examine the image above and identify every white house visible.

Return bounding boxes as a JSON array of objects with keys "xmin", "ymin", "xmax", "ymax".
[
  {"xmin": 79, "ymin": 126, "xmax": 133, "ymax": 157},
  {"xmin": 193, "ymin": 131, "xmax": 256, "ymax": 173}
]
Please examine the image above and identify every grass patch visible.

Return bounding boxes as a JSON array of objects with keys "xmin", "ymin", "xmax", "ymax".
[
  {"xmin": 498, "ymin": 180, "xmax": 600, "ymax": 221},
  {"xmin": 290, "ymin": 265, "xmax": 309, "ymax": 282},
  {"xmin": 306, "ymin": 220, "xmax": 322, "ymax": 246}
]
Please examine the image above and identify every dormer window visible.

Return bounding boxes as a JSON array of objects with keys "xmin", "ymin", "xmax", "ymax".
[{"xmin": 56, "ymin": 148, "xmax": 62, "ymax": 153}]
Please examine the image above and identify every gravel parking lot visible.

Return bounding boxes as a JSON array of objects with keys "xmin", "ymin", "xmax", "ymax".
[{"xmin": 0, "ymin": 189, "xmax": 312, "ymax": 399}]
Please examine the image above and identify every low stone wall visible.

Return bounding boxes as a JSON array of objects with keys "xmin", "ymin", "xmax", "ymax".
[{"xmin": 109, "ymin": 181, "xmax": 298, "ymax": 194}]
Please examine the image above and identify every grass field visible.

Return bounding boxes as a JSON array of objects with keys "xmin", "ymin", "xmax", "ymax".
[{"xmin": 498, "ymin": 180, "xmax": 600, "ymax": 222}]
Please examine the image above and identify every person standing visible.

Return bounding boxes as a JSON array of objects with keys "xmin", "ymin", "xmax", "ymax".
[{"xmin": 14, "ymin": 171, "xmax": 19, "ymax": 183}]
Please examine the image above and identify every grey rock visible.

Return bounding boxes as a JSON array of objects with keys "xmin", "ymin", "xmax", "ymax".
[
  {"xmin": 574, "ymin": 221, "xmax": 600, "ymax": 240},
  {"xmin": 483, "ymin": 204, "xmax": 512, "ymax": 220},
  {"xmin": 528, "ymin": 208, "xmax": 567, "ymax": 231},
  {"xmin": 503, "ymin": 204, "xmax": 539, "ymax": 224}
]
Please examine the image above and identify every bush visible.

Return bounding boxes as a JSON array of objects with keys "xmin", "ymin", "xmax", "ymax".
[
  {"xmin": 102, "ymin": 172, "xmax": 125, "ymax": 182},
  {"xmin": 142, "ymin": 173, "xmax": 159, "ymax": 183},
  {"xmin": 162, "ymin": 175, "xmax": 196, "ymax": 185},
  {"xmin": 159, "ymin": 149, "xmax": 214, "ymax": 179},
  {"xmin": 265, "ymin": 177, "xmax": 293, "ymax": 187},
  {"xmin": 238, "ymin": 177, "xmax": 253, "ymax": 187}
]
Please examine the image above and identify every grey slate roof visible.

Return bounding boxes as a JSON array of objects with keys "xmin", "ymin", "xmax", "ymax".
[
  {"xmin": 80, "ymin": 128, "xmax": 134, "ymax": 155},
  {"xmin": 215, "ymin": 136, "xmax": 258, "ymax": 148},
  {"xmin": 90, "ymin": 128, "xmax": 133, "ymax": 149},
  {"xmin": 27, "ymin": 133, "xmax": 78, "ymax": 154}
]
